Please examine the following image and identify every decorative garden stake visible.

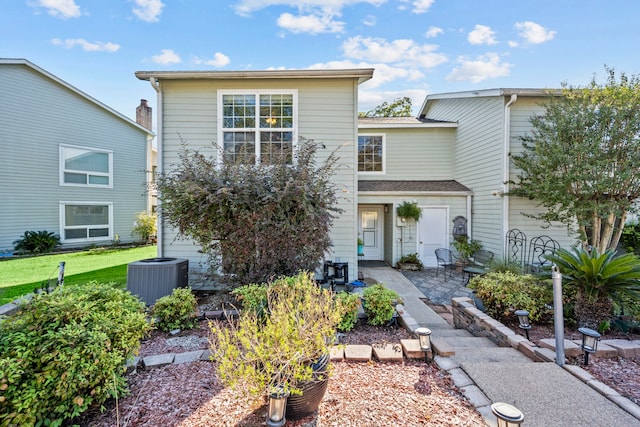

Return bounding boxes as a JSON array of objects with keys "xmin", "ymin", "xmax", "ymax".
[
  {"xmin": 491, "ymin": 402, "xmax": 524, "ymax": 426},
  {"xmin": 514, "ymin": 309, "xmax": 531, "ymax": 340},
  {"xmin": 578, "ymin": 327, "xmax": 601, "ymax": 366},
  {"xmin": 552, "ymin": 265, "xmax": 565, "ymax": 366}
]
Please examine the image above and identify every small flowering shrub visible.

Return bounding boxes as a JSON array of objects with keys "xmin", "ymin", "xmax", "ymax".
[
  {"xmin": 151, "ymin": 287, "xmax": 199, "ymax": 331},
  {"xmin": 0, "ymin": 282, "xmax": 150, "ymax": 426},
  {"xmin": 362, "ymin": 284, "xmax": 402, "ymax": 326}
]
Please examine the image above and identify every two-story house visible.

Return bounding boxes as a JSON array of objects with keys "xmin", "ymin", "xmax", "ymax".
[
  {"xmin": 137, "ymin": 69, "xmax": 576, "ymax": 279},
  {"xmin": 0, "ymin": 59, "xmax": 154, "ymax": 251}
]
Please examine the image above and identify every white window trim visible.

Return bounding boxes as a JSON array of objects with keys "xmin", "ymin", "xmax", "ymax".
[
  {"xmin": 358, "ymin": 133, "xmax": 386, "ymax": 175},
  {"xmin": 217, "ymin": 89, "xmax": 298, "ymax": 164},
  {"xmin": 59, "ymin": 144, "xmax": 113, "ymax": 188},
  {"xmin": 59, "ymin": 201, "xmax": 113, "ymax": 243}
]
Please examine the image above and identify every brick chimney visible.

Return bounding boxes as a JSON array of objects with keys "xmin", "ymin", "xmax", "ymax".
[{"xmin": 136, "ymin": 99, "xmax": 152, "ymax": 131}]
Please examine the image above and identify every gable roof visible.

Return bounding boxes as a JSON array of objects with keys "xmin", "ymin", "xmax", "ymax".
[
  {"xmin": 135, "ymin": 68, "xmax": 374, "ymax": 84},
  {"xmin": 359, "ymin": 180, "xmax": 472, "ymax": 195},
  {"xmin": 418, "ymin": 87, "xmax": 562, "ymax": 118},
  {"xmin": 358, "ymin": 116, "xmax": 457, "ymax": 129},
  {"xmin": 0, "ymin": 58, "xmax": 153, "ymax": 136}
]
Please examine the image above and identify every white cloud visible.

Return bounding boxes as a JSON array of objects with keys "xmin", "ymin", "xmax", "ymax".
[
  {"xmin": 514, "ymin": 21, "xmax": 556, "ymax": 44},
  {"xmin": 468, "ymin": 24, "xmax": 497, "ymax": 45},
  {"xmin": 132, "ymin": 0, "xmax": 165, "ymax": 23},
  {"xmin": 508, "ymin": 40, "xmax": 519, "ymax": 48},
  {"xmin": 152, "ymin": 49, "xmax": 181, "ymax": 65},
  {"xmin": 277, "ymin": 12, "xmax": 344, "ymax": 34},
  {"xmin": 342, "ymin": 36, "xmax": 447, "ymax": 70},
  {"xmin": 233, "ymin": 0, "xmax": 386, "ymax": 17},
  {"xmin": 194, "ymin": 52, "xmax": 231, "ymax": 67},
  {"xmin": 51, "ymin": 38, "xmax": 120, "ymax": 52},
  {"xmin": 425, "ymin": 26, "xmax": 443, "ymax": 38},
  {"xmin": 34, "ymin": 0, "xmax": 81, "ymax": 19},
  {"xmin": 412, "ymin": 0, "xmax": 435, "ymax": 14},
  {"xmin": 308, "ymin": 59, "xmax": 423, "ymax": 88},
  {"xmin": 363, "ymin": 14, "xmax": 376, "ymax": 26},
  {"xmin": 446, "ymin": 52, "xmax": 512, "ymax": 83}
]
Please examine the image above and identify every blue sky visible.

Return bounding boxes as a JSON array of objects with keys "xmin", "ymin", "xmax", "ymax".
[{"xmin": 3, "ymin": 0, "xmax": 639, "ymax": 121}]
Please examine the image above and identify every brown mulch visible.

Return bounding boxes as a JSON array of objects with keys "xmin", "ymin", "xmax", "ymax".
[{"xmin": 79, "ymin": 313, "xmax": 485, "ymax": 426}]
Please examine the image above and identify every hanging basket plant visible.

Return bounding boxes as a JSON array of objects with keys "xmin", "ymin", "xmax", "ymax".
[{"xmin": 396, "ymin": 201, "xmax": 421, "ymax": 221}]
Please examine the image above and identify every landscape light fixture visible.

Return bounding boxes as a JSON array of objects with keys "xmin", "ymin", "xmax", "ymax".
[
  {"xmin": 578, "ymin": 327, "xmax": 601, "ymax": 366},
  {"xmin": 491, "ymin": 402, "xmax": 524, "ymax": 427},
  {"xmin": 414, "ymin": 327, "xmax": 432, "ymax": 362},
  {"xmin": 266, "ymin": 386, "xmax": 289, "ymax": 427},
  {"xmin": 514, "ymin": 309, "xmax": 532, "ymax": 340}
]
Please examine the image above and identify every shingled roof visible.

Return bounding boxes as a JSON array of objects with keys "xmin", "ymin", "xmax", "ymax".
[{"xmin": 358, "ymin": 180, "xmax": 472, "ymax": 194}]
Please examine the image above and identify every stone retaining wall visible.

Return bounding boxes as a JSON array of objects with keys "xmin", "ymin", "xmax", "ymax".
[{"xmin": 451, "ymin": 297, "xmax": 521, "ymax": 348}]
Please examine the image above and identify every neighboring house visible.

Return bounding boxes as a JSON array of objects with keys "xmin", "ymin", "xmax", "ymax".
[
  {"xmin": 0, "ymin": 59, "xmax": 154, "ymax": 252},
  {"xmin": 137, "ymin": 67, "xmax": 576, "ymax": 278}
]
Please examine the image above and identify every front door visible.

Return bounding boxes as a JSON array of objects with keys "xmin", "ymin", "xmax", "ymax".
[
  {"xmin": 358, "ymin": 206, "xmax": 384, "ymax": 260},
  {"xmin": 418, "ymin": 207, "xmax": 449, "ymax": 267}
]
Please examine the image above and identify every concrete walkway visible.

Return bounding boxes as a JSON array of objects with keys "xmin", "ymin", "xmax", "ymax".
[{"xmin": 360, "ymin": 265, "xmax": 640, "ymax": 427}]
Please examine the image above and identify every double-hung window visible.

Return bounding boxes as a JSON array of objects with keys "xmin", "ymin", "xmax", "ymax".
[
  {"xmin": 358, "ymin": 134, "xmax": 385, "ymax": 173},
  {"xmin": 60, "ymin": 144, "xmax": 112, "ymax": 187},
  {"xmin": 219, "ymin": 91, "xmax": 296, "ymax": 165},
  {"xmin": 60, "ymin": 202, "xmax": 112, "ymax": 242}
]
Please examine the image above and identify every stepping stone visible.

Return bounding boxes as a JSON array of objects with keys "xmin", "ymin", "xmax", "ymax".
[
  {"xmin": 400, "ymin": 339, "xmax": 424, "ymax": 359},
  {"xmin": 539, "ymin": 339, "xmax": 582, "ymax": 357},
  {"xmin": 344, "ymin": 344, "xmax": 372, "ymax": 362},
  {"xmin": 431, "ymin": 337, "xmax": 455, "ymax": 357},
  {"xmin": 203, "ymin": 310, "xmax": 223, "ymax": 319},
  {"xmin": 174, "ymin": 350, "xmax": 205, "ymax": 364},
  {"xmin": 600, "ymin": 339, "xmax": 640, "ymax": 358},
  {"xmin": 570, "ymin": 341, "xmax": 618, "ymax": 359},
  {"xmin": 372, "ymin": 343, "xmax": 404, "ymax": 362},
  {"xmin": 142, "ymin": 353, "xmax": 175, "ymax": 368},
  {"xmin": 329, "ymin": 345, "xmax": 344, "ymax": 361}
]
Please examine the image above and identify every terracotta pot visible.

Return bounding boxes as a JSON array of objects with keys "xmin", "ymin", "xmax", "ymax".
[{"xmin": 286, "ymin": 353, "xmax": 330, "ymax": 419}]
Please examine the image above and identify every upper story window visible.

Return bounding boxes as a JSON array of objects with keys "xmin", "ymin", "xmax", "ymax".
[
  {"xmin": 219, "ymin": 90, "xmax": 297, "ymax": 165},
  {"xmin": 60, "ymin": 144, "xmax": 112, "ymax": 187},
  {"xmin": 358, "ymin": 134, "xmax": 385, "ymax": 173}
]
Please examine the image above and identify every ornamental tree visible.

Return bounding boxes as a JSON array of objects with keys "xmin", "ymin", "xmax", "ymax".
[
  {"xmin": 155, "ymin": 138, "xmax": 342, "ymax": 285},
  {"xmin": 359, "ymin": 96, "xmax": 413, "ymax": 117},
  {"xmin": 510, "ymin": 68, "xmax": 640, "ymax": 252}
]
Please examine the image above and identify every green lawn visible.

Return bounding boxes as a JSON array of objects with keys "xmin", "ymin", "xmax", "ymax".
[{"xmin": 0, "ymin": 245, "xmax": 157, "ymax": 305}]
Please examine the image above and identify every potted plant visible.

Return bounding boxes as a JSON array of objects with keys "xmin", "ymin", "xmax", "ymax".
[
  {"xmin": 452, "ymin": 236, "xmax": 483, "ymax": 267},
  {"xmin": 396, "ymin": 201, "xmax": 421, "ymax": 222},
  {"xmin": 209, "ymin": 272, "xmax": 344, "ymax": 421},
  {"xmin": 397, "ymin": 253, "xmax": 424, "ymax": 271}
]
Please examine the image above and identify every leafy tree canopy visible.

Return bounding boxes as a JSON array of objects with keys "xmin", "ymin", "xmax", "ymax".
[
  {"xmin": 155, "ymin": 138, "xmax": 342, "ymax": 285},
  {"xmin": 510, "ymin": 67, "xmax": 640, "ymax": 252},
  {"xmin": 359, "ymin": 96, "xmax": 413, "ymax": 117}
]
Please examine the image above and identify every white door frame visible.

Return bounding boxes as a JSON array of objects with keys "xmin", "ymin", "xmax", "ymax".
[
  {"xmin": 417, "ymin": 206, "xmax": 449, "ymax": 268},
  {"xmin": 358, "ymin": 205, "xmax": 384, "ymax": 260}
]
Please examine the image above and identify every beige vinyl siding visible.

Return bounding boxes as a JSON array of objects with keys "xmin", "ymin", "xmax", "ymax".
[
  {"xmin": 158, "ymin": 78, "xmax": 359, "ymax": 274},
  {"xmin": 507, "ymin": 98, "xmax": 576, "ymax": 250},
  {"xmin": 426, "ymin": 97, "xmax": 505, "ymax": 255},
  {"xmin": 358, "ymin": 127, "xmax": 455, "ymax": 180},
  {"xmin": 0, "ymin": 64, "xmax": 148, "ymax": 249}
]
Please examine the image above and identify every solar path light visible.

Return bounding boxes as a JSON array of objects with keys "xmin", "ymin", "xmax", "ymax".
[
  {"xmin": 266, "ymin": 386, "xmax": 289, "ymax": 427},
  {"xmin": 578, "ymin": 327, "xmax": 601, "ymax": 366},
  {"xmin": 414, "ymin": 327, "xmax": 432, "ymax": 362},
  {"xmin": 491, "ymin": 402, "xmax": 524, "ymax": 427},
  {"xmin": 514, "ymin": 309, "xmax": 531, "ymax": 340}
]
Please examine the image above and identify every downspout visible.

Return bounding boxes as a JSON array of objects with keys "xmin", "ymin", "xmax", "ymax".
[
  {"xmin": 502, "ymin": 94, "xmax": 518, "ymax": 256},
  {"xmin": 149, "ymin": 77, "xmax": 163, "ymax": 257}
]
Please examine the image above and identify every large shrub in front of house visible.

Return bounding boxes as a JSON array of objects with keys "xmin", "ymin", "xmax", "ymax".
[
  {"xmin": 155, "ymin": 138, "xmax": 342, "ymax": 285},
  {"xmin": 0, "ymin": 282, "xmax": 151, "ymax": 426},
  {"xmin": 468, "ymin": 272, "xmax": 554, "ymax": 322}
]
